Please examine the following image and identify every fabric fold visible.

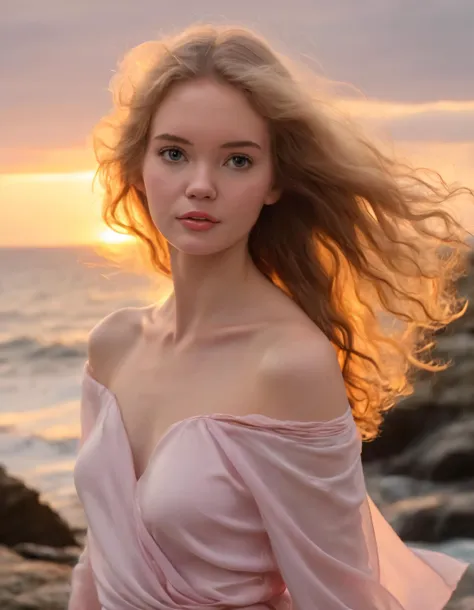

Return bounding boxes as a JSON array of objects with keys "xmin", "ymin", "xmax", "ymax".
[
  {"xmin": 205, "ymin": 415, "xmax": 468, "ymax": 610},
  {"xmin": 68, "ymin": 362, "xmax": 468, "ymax": 610}
]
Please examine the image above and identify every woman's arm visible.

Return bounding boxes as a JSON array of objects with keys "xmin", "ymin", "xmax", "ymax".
[{"xmin": 68, "ymin": 361, "xmax": 103, "ymax": 609}]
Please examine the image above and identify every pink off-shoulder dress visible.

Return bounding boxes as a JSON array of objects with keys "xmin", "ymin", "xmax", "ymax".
[{"xmin": 68, "ymin": 362, "xmax": 468, "ymax": 610}]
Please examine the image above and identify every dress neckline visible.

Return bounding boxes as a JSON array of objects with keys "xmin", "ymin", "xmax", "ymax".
[{"xmin": 82, "ymin": 361, "xmax": 353, "ymax": 484}]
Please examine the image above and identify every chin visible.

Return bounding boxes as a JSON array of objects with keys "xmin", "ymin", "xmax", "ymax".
[
  {"xmin": 167, "ymin": 237, "xmax": 230, "ymax": 257},
  {"xmin": 167, "ymin": 232, "xmax": 248, "ymax": 258}
]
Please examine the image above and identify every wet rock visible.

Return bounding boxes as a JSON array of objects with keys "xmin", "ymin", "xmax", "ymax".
[
  {"xmin": 0, "ymin": 545, "xmax": 71, "ymax": 610},
  {"xmin": 384, "ymin": 491, "xmax": 474, "ymax": 543},
  {"xmin": 0, "ymin": 465, "xmax": 78, "ymax": 548},
  {"xmin": 361, "ymin": 400, "xmax": 466, "ymax": 463},
  {"xmin": 13, "ymin": 543, "xmax": 81, "ymax": 566},
  {"xmin": 365, "ymin": 473, "xmax": 439, "ymax": 505},
  {"xmin": 386, "ymin": 416, "xmax": 474, "ymax": 481}
]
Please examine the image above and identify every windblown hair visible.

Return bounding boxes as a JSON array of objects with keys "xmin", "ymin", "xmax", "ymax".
[{"xmin": 93, "ymin": 23, "xmax": 473, "ymax": 441}]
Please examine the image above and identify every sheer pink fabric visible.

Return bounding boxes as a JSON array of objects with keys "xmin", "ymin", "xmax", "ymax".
[{"xmin": 68, "ymin": 362, "xmax": 468, "ymax": 610}]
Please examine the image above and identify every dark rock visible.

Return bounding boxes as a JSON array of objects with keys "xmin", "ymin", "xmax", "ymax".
[
  {"xmin": 384, "ymin": 491, "xmax": 474, "ymax": 543},
  {"xmin": 0, "ymin": 465, "xmax": 78, "ymax": 548},
  {"xmin": 361, "ymin": 334, "xmax": 474, "ymax": 465},
  {"xmin": 386, "ymin": 416, "xmax": 474, "ymax": 481},
  {"xmin": 361, "ymin": 400, "xmax": 466, "ymax": 463}
]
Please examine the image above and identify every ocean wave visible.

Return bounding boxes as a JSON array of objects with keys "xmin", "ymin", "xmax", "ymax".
[
  {"xmin": 0, "ymin": 427, "xmax": 79, "ymax": 457},
  {"xmin": 0, "ymin": 336, "xmax": 87, "ymax": 361},
  {"xmin": 0, "ymin": 432, "xmax": 78, "ymax": 464},
  {"xmin": 15, "ymin": 434, "xmax": 79, "ymax": 454}
]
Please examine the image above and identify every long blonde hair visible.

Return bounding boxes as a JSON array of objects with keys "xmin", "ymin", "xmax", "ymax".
[{"xmin": 92, "ymin": 23, "xmax": 473, "ymax": 441}]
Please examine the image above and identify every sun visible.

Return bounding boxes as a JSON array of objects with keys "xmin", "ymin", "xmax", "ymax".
[{"xmin": 98, "ymin": 228, "xmax": 135, "ymax": 245}]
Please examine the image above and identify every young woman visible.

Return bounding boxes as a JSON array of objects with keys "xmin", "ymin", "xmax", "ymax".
[{"xmin": 69, "ymin": 23, "xmax": 472, "ymax": 610}]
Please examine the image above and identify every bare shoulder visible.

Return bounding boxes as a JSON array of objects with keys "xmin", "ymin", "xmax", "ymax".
[
  {"xmin": 87, "ymin": 305, "xmax": 155, "ymax": 386},
  {"xmin": 256, "ymin": 324, "xmax": 350, "ymax": 423}
]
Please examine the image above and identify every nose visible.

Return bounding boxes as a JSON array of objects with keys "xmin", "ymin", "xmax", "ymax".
[{"xmin": 184, "ymin": 166, "xmax": 217, "ymax": 200}]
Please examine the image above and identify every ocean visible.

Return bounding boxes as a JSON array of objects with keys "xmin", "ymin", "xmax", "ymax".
[{"xmin": 0, "ymin": 245, "xmax": 161, "ymax": 530}]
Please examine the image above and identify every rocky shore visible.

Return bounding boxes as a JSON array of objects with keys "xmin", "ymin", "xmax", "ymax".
[
  {"xmin": 0, "ymin": 465, "xmax": 82, "ymax": 609},
  {"xmin": 1, "ymin": 252, "xmax": 473, "ymax": 609}
]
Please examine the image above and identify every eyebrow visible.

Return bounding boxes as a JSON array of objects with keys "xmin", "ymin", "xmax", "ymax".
[{"xmin": 152, "ymin": 133, "xmax": 262, "ymax": 150}]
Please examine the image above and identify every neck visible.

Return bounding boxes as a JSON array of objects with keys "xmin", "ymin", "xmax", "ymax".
[{"xmin": 162, "ymin": 242, "xmax": 267, "ymax": 345}]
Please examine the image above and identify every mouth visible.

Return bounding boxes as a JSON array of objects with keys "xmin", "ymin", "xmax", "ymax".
[
  {"xmin": 178, "ymin": 217, "xmax": 218, "ymax": 223},
  {"xmin": 176, "ymin": 216, "xmax": 220, "ymax": 231},
  {"xmin": 177, "ymin": 212, "xmax": 220, "ymax": 223}
]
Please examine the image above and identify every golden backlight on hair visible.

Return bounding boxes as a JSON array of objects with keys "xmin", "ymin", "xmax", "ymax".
[{"xmin": 91, "ymin": 23, "xmax": 474, "ymax": 441}]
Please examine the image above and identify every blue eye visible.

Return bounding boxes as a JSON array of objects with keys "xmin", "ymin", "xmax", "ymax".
[
  {"xmin": 227, "ymin": 155, "xmax": 253, "ymax": 169},
  {"xmin": 158, "ymin": 148, "xmax": 252, "ymax": 169},
  {"xmin": 159, "ymin": 147, "xmax": 184, "ymax": 162}
]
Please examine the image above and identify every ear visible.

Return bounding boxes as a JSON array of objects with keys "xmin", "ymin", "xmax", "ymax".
[{"xmin": 263, "ymin": 184, "xmax": 282, "ymax": 206}]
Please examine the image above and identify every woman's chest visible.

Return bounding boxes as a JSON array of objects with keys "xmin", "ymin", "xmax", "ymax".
[
  {"xmin": 136, "ymin": 419, "xmax": 255, "ymax": 537},
  {"xmin": 107, "ymin": 337, "xmax": 264, "ymax": 480}
]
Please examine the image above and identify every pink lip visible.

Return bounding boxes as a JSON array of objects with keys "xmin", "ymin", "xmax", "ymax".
[
  {"xmin": 178, "ymin": 218, "xmax": 218, "ymax": 232},
  {"xmin": 177, "ymin": 211, "xmax": 220, "ymax": 223}
]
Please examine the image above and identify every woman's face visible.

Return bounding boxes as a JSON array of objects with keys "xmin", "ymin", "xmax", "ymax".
[{"xmin": 140, "ymin": 77, "xmax": 280, "ymax": 256}]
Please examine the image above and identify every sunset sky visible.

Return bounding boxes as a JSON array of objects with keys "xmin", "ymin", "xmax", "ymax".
[{"xmin": 2, "ymin": 0, "xmax": 473, "ymax": 247}]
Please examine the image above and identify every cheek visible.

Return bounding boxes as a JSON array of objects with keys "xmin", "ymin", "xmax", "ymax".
[
  {"xmin": 143, "ymin": 164, "xmax": 171, "ymax": 196},
  {"xmin": 141, "ymin": 166, "xmax": 176, "ymax": 231},
  {"xmin": 220, "ymin": 187, "xmax": 266, "ymax": 236},
  {"xmin": 142, "ymin": 165, "xmax": 180, "ymax": 215},
  {"xmin": 227, "ymin": 171, "xmax": 273, "ymax": 211}
]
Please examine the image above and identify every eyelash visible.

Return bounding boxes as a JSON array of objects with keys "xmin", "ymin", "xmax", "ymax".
[{"xmin": 157, "ymin": 147, "xmax": 254, "ymax": 169}]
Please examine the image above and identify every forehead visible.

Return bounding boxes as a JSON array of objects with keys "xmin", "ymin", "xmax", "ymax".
[{"xmin": 150, "ymin": 78, "xmax": 270, "ymax": 146}]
